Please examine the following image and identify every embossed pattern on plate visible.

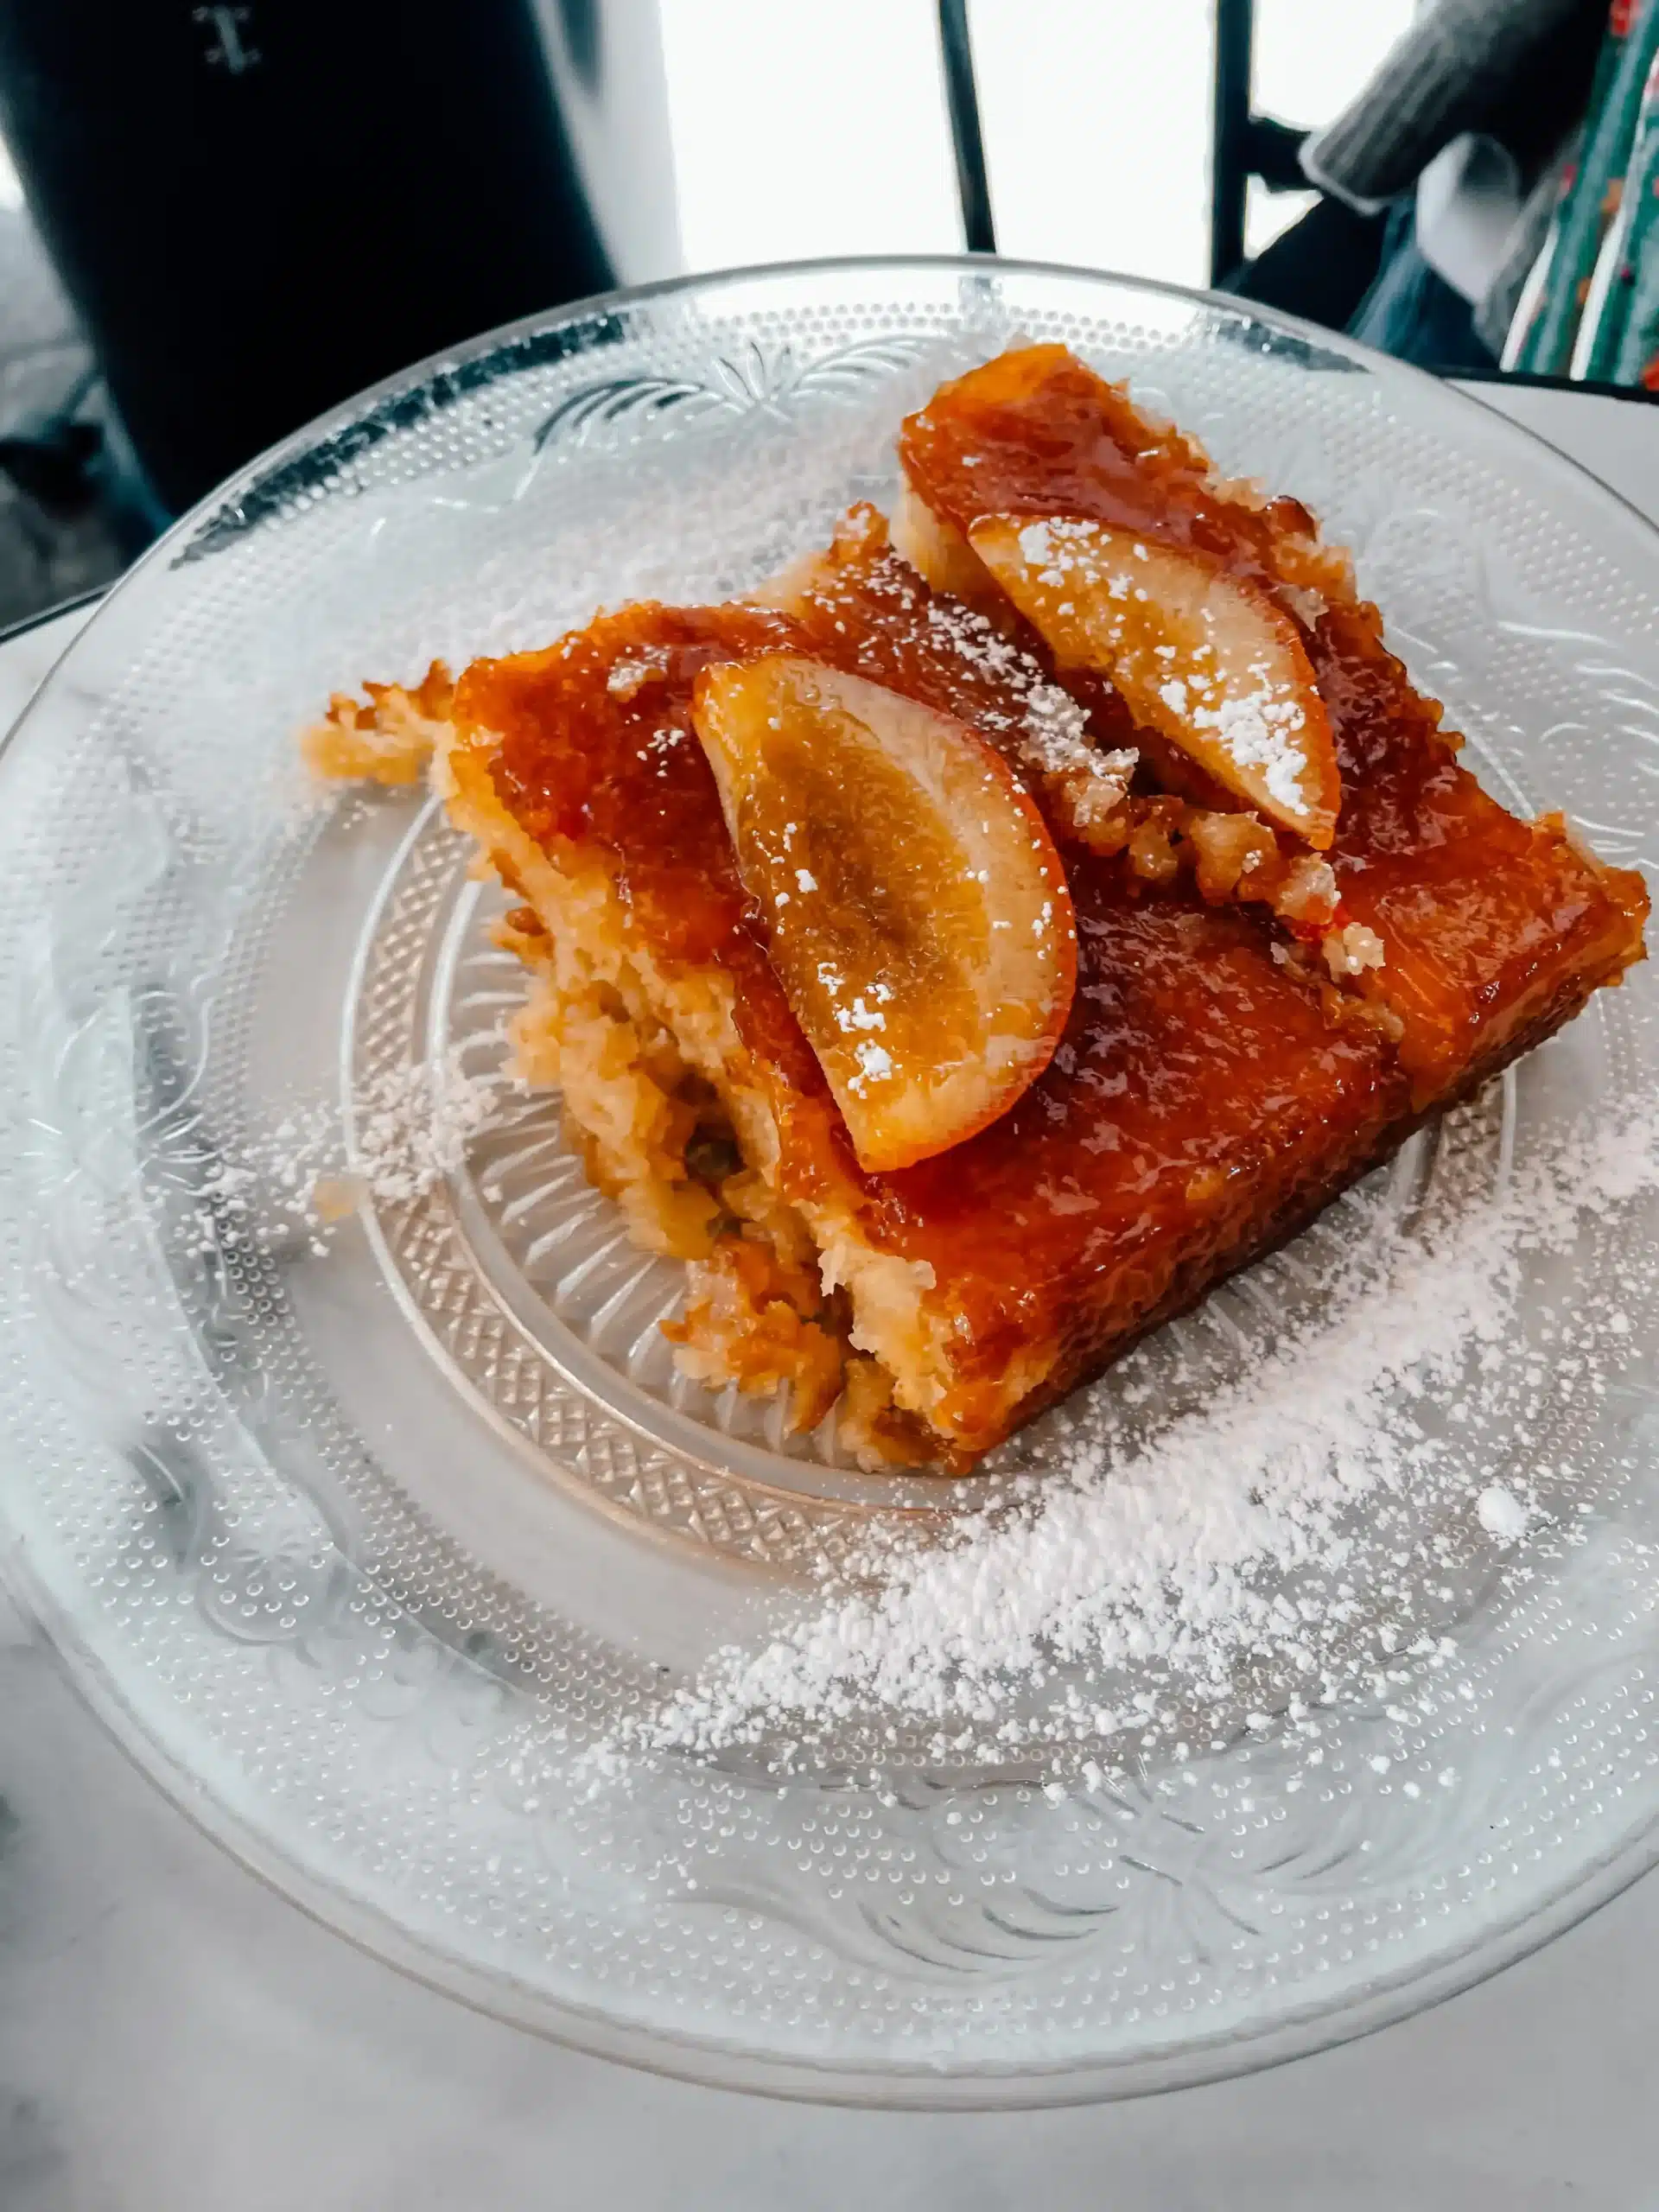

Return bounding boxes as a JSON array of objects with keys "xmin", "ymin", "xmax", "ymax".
[{"xmin": 0, "ymin": 263, "xmax": 1654, "ymax": 2105}]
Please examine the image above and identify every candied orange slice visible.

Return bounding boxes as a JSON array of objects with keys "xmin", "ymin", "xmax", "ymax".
[
  {"xmin": 969, "ymin": 515, "xmax": 1341, "ymax": 847},
  {"xmin": 692, "ymin": 653, "xmax": 1077, "ymax": 1173}
]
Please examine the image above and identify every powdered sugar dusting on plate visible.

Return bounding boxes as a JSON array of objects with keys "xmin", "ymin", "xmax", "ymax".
[
  {"xmin": 584, "ymin": 1099, "xmax": 1659, "ymax": 1787},
  {"xmin": 350, "ymin": 1049, "xmax": 500, "ymax": 1205},
  {"xmin": 184, "ymin": 1049, "xmax": 503, "ymax": 1262}
]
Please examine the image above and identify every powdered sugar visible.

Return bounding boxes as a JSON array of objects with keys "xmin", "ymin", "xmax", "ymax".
[
  {"xmin": 1476, "ymin": 1483, "xmax": 1530, "ymax": 1542},
  {"xmin": 1192, "ymin": 679, "xmax": 1309, "ymax": 817},
  {"xmin": 349, "ymin": 1049, "xmax": 500, "ymax": 1205},
  {"xmin": 918, "ymin": 588, "xmax": 1138, "ymax": 804},
  {"xmin": 1017, "ymin": 518, "xmax": 1063, "ymax": 572},
  {"xmin": 996, "ymin": 515, "xmax": 1319, "ymax": 825},
  {"xmin": 588, "ymin": 1098, "xmax": 1659, "ymax": 1784},
  {"xmin": 183, "ymin": 1050, "xmax": 502, "ymax": 1263},
  {"xmin": 846, "ymin": 1039, "xmax": 895, "ymax": 1095}
]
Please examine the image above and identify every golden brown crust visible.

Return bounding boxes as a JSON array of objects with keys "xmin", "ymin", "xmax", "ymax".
[{"xmin": 301, "ymin": 661, "xmax": 454, "ymax": 785}]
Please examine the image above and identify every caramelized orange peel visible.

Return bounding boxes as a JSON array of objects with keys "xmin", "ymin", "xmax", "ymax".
[
  {"xmin": 968, "ymin": 515, "xmax": 1341, "ymax": 847},
  {"xmin": 691, "ymin": 652, "xmax": 1077, "ymax": 1173}
]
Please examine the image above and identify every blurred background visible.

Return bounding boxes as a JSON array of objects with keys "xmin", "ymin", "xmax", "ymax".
[{"xmin": 0, "ymin": 0, "xmax": 1649, "ymax": 632}]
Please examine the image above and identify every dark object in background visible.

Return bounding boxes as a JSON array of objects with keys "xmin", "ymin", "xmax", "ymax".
[
  {"xmin": 1348, "ymin": 199, "xmax": 1499, "ymax": 375},
  {"xmin": 0, "ymin": 382, "xmax": 99, "ymax": 518},
  {"xmin": 1224, "ymin": 187, "xmax": 1496, "ymax": 378},
  {"xmin": 1210, "ymin": 0, "xmax": 1316, "ymax": 284},
  {"xmin": 0, "ymin": 373, "xmax": 164, "ymax": 560},
  {"xmin": 938, "ymin": 0, "xmax": 996, "ymax": 256},
  {"xmin": 0, "ymin": 191, "xmax": 142, "ymax": 626},
  {"xmin": 0, "ymin": 0, "xmax": 648, "ymax": 514},
  {"xmin": 1219, "ymin": 196, "xmax": 1389, "ymax": 336}
]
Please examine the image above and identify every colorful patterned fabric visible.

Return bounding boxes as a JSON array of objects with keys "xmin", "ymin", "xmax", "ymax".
[
  {"xmin": 1611, "ymin": 56, "xmax": 1659, "ymax": 382},
  {"xmin": 1574, "ymin": 46, "xmax": 1659, "ymax": 371},
  {"xmin": 1512, "ymin": 0, "xmax": 1659, "ymax": 372}
]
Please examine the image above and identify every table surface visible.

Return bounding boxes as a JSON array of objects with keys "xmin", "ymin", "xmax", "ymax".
[{"xmin": 2, "ymin": 378, "xmax": 1657, "ymax": 2212}]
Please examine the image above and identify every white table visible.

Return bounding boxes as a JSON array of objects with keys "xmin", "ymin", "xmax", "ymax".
[{"xmin": 2, "ymin": 379, "xmax": 1656, "ymax": 2212}]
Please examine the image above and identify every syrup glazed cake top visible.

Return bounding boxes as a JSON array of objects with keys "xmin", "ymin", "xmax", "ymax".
[
  {"xmin": 306, "ymin": 346, "xmax": 1649, "ymax": 1470},
  {"xmin": 896, "ymin": 345, "xmax": 1647, "ymax": 1099}
]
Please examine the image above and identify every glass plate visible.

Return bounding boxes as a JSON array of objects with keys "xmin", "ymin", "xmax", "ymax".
[{"xmin": 2, "ymin": 258, "xmax": 1657, "ymax": 2107}]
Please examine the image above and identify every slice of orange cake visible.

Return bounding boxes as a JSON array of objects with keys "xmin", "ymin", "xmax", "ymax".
[
  {"xmin": 425, "ymin": 572, "xmax": 1415, "ymax": 1466},
  {"xmin": 305, "ymin": 347, "xmax": 1647, "ymax": 1469}
]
